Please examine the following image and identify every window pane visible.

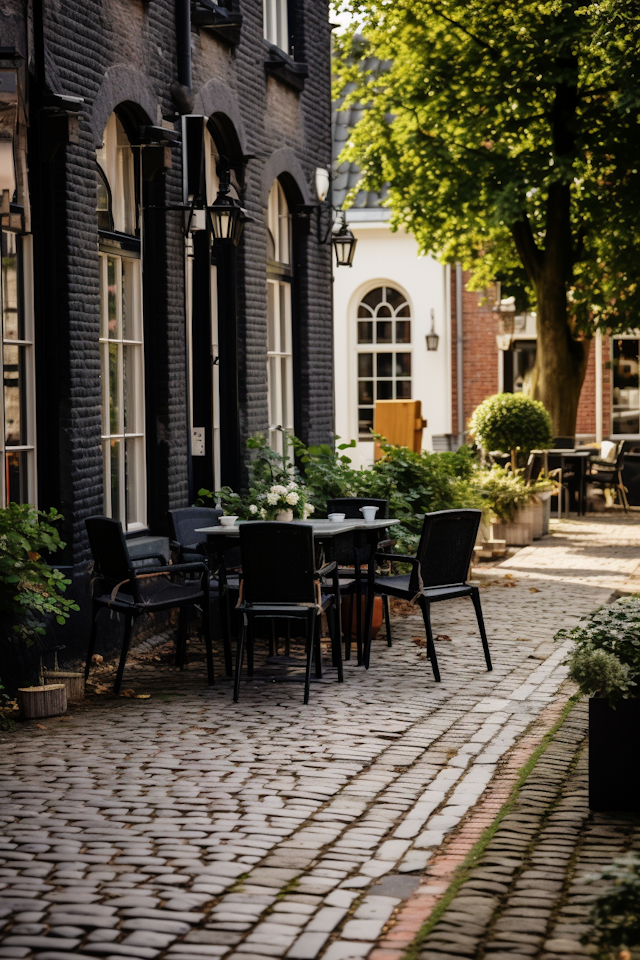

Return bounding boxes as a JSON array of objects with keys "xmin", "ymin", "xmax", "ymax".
[
  {"xmin": 1, "ymin": 232, "xmax": 21, "ymax": 340},
  {"xmin": 281, "ymin": 356, "xmax": 290, "ymax": 429},
  {"xmin": 376, "ymin": 305, "xmax": 392, "ymax": 318},
  {"xmin": 267, "ymin": 282, "xmax": 277, "ymax": 352},
  {"xmin": 279, "ymin": 283, "xmax": 288, "ymax": 353},
  {"xmin": 376, "ymin": 320, "xmax": 392, "ymax": 343},
  {"xmin": 358, "ymin": 380, "xmax": 373, "ymax": 404},
  {"xmin": 386, "ymin": 287, "xmax": 406, "ymax": 312},
  {"xmin": 107, "ymin": 257, "xmax": 118, "ymax": 338},
  {"xmin": 359, "ymin": 408, "xmax": 374, "ymax": 437},
  {"xmin": 396, "ymin": 320, "xmax": 411, "ymax": 343},
  {"xmin": 396, "ymin": 380, "xmax": 412, "ymax": 399},
  {"xmin": 122, "ymin": 259, "xmax": 139, "ymax": 340},
  {"xmin": 4, "ymin": 343, "xmax": 26, "ymax": 445},
  {"xmin": 109, "ymin": 342, "xmax": 120, "ymax": 434},
  {"xmin": 357, "ymin": 305, "xmax": 373, "ymax": 318},
  {"xmin": 124, "ymin": 344, "xmax": 142, "ymax": 434},
  {"xmin": 358, "ymin": 321, "xmax": 373, "ymax": 344},
  {"xmin": 110, "ymin": 438, "xmax": 122, "ymax": 522},
  {"xmin": 5, "ymin": 450, "xmax": 29, "ymax": 504},
  {"xmin": 377, "ymin": 353, "xmax": 392, "ymax": 378},
  {"xmin": 396, "ymin": 304, "xmax": 410, "ymax": 318},
  {"xmin": 125, "ymin": 437, "xmax": 141, "ymax": 528},
  {"xmin": 377, "ymin": 381, "xmax": 393, "ymax": 400},
  {"xmin": 362, "ymin": 287, "xmax": 383, "ymax": 310},
  {"xmin": 396, "ymin": 353, "xmax": 412, "ymax": 377},
  {"xmin": 358, "ymin": 353, "xmax": 373, "ymax": 377}
]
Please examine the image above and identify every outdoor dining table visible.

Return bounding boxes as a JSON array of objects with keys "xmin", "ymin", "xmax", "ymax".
[
  {"xmin": 539, "ymin": 449, "xmax": 593, "ymax": 516},
  {"xmin": 196, "ymin": 518, "xmax": 401, "ymax": 663}
]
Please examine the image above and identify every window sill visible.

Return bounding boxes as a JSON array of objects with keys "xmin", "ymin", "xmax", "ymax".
[
  {"xmin": 263, "ymin": 40, "xmax": 308, "ymax": 93},
  {"xmin": 192, "ymin": 2, "xmax": 242, "ymax": 46}
]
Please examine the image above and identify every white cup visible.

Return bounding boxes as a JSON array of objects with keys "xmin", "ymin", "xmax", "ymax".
[
  {"xmin": 360, "ymin": 506, "xmax": 378, "ymax": 522},
  {"xmin": 328, "ymin": 513, "xmax": 346, "ymax": 523},
  {"xmin": 219, "ymin": 515, "xmax": 239, "ymax": 527}
]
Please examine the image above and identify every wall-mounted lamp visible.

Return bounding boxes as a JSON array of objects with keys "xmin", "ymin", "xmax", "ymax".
[
  {"xmin": 208, "ymin": 168, "xmax": 246, "ymax": 245},
  {"xmin": 331, "ymin": 211, "xmax": 357, "ymax": 268},
  {"xmin": 426, "ymin": 308, "xmax": 439, "ymax": 351}
]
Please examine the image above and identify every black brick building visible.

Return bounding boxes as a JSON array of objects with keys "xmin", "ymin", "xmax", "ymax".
[{"xmin": 0, "ymin": 0, "xmax": 334, "ymax": 665}]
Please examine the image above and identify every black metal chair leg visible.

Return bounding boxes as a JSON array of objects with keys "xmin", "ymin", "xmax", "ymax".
[
  {"xmin": 355, "ymin": 567, "xmax": 363, "ymax": 665},
  {"xmin": 304, "ymin": 613, "xmax": 314, "ymax": 705},
  {"xmin": 85, "ymin": 603, "xmax": 99, "ymax": 680},
  {"xmin": 383, "ymin": 594, "xmax": 392, "ymax": 646},
  {"xmin": 345, "ymin": 594, "xmax": 352, "ymax": 661},
  {"xmin": 269, "ymin": 620, "xmax": 277, "ymax": 657},
  {"xmin": 329, "ymin": 605, "xmax": 343, "ymax": 683},
  {"xmin": 246, "ymin": 617, "xmax": 254, "ymax": 678},
  {"xmin": 202, "ymin": 594, "xmax": 214, "ymax": 686},
  {"xmin": 176, "ymin": 607, "xmax": 188, "ymax": 669},
  {"xmin": 114, "ymin": 613, "xmax": 135, "ymax": 695},
  {"xmin": 217, "ymin": 593, "xmax": 233, "ymax": 678},
  {"xmin": 314, "ymin": 616, "xmax": 323, "ymax": 679},
  {"xmin": 285, "ymin": 620, "xmax": 291, "ymax": 658},
  {"xmin": 363, "ymin": 585, "xmax": 375, "ymax": 670},
  {"xmin": 418, "ymin": 597, "xmax": 441, "ymax": 682},
  {"xmin": 233, "ymin": 614, "xmax": 246, "ymax": 703},
  {"xmin": 471, "ymin": 587, "xmax": 493, "ymax": 671}
]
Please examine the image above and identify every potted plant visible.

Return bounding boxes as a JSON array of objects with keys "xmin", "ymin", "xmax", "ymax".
[
  {"xmin": 558, "ymin": 596, "xmax": 640, "ymax": 811},
  {"xmin": 473, "ymin": 465, "xmax": 548, "ymax": 545},
  {"xmin": 469, "ymin": 392, "xmax": 553, "ymax": 472}
]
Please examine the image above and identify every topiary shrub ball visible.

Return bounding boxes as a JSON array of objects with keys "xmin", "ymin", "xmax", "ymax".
[{"xmin": 469, "ymin": 393, "xmax": 553, "ymax": 458}]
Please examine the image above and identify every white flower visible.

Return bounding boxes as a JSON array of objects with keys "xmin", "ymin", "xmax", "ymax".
[
  {"xmin": 271, "ymin": 484, "xmax": 287, "ymax": 495},
  {"xmin": 249, "ymin": 504, "xmax": 258, "ymax": 515},
  {"xmin": 302, "ymin": 503, "xmax": 315, "ymax": 519},
  {"xmin": 260, "ymin": 507, "xmax": 267, "ymax": 518},
  {"xmin": 286, "ymin": 491, "xmax": 300, "ymax": 506},
  {"xmin": 266, "ymin": 492, "xmax": 279, "ymax": 506},
  {"xmin": 287, "ymin": 481, "xmax": 298, "ymax": 489}
]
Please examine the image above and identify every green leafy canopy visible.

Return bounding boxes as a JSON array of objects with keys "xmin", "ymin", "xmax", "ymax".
[{"xmin": 332, "ymin": 0, "xmax": 640, "ymax": 332}]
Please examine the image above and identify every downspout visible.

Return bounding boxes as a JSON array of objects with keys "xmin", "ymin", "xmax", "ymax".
[
  {"xmin": 456, "ymin": 261, "xmax": 464, "ymax": 448},
  {"xmin": 595, "ymin": 330, "xmax": 603, "ymax": 444},
  {"xmin": 172, "ymin": 0, "xmax": 195, "ymax": 114}
]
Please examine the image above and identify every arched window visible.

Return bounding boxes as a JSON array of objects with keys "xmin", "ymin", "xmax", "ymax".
[
  {"xmin": 264, "ymin": 0, "xmax": 289, "ymax": 52},
  {"xmin": 97, "ymin": 113, "xmax": 146, "ymax": 528},
  {"xmin": 266, "ymin": 180, "xmax": 293, "ymax": 454},
  {"xmin": 356, "ymin": 285, "xmax": 411, "ymax": 440}
]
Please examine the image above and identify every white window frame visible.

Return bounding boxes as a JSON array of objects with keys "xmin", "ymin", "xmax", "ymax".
[
  {"xmin": 355, "ymin": 285, "xmax": 413, "ymax": 441},
  {"xmin": 263, "ymin": 0, "xmax": 289, "ymax": 53},
  {"xmin": 0, "ymin": 231, "xmax": 37, "ymax": 507},
  {"xmin": 99, "ymin": 250, "xmax": 146, "ymax": 530},
  {"xmin": 267, "ymin": 180, "xmax": 294, "ymax": 456}
]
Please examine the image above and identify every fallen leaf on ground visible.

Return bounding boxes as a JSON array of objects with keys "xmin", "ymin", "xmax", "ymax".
[
  {"xmin": 136, "ymin": 694, "xmax": 151, "ymax": 699},
  {"xmin": 505, "ymin": 573, "xmax": 514, "ymax": 579},
  {"xmin": 35, "ymin": 724, "xmax": 47, "ymax": 729},
  {"xmin": 411, "ymin": 636, "xmax": 426, "ymax": 647},
  {"xmin": 517, "ymin": 637, "xmax": 532, "ymax": 642},
  {"xmin": 529, "ymin": 587, "xmax": 541, "ymax": 593},
  {"xmin": 436, "ymin": 634, "xmax": 452, "ymax": 642}
]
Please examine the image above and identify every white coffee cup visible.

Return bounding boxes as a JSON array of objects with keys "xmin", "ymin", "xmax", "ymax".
[
  {"xmin": 360, "ymin": 506, "xmax": 378, "ymax": 522},
  {"xmin": 328, "ymin": 513, "xmax": 346, "ymax": 523},
  {"xmin": 219, "ymin": 515, "xmax": 239, "ymax": 527}
]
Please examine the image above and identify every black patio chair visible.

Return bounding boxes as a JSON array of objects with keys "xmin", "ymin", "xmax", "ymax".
[
  {"xmin": 84, "ymin": 516, "xmax": 213, "ymax": 694},
  {"xmin": 553, "ymin": 436, "xmax": 576, "ymax": 449},
  {"xmin": 370, "ymin": 509, "xmax": 492, "ymax": 679},
  {"xmin": 234, "ymin": 522, "xmax": 343, "ymax": 704},
  {"xmin": 326, "ymin": 498, "xmax": 393, "ymax": 661},
  {"xmin": 589, "ymin": 443, "xmax": 629, "ymax": 512},
  {"xmin": 169, "ymin": 506, "xmax": 239, "ymax": 675}
]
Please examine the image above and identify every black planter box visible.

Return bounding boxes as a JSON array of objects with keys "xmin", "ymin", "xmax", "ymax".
[{"xmin": 589, "ymin": 697, "xmax": 640, "ymax": 811}]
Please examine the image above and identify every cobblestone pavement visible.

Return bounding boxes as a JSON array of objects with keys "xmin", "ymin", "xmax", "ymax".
[
  {"xmin": 417, "ymin": 699, "xmax": 640, "ymax": 960},
  {"xmin": 1, "ymin": 517, "xmax": 639, "ymax": 960}
]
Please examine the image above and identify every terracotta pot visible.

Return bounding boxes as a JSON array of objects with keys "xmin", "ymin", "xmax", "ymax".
[
  {"xmin": 341, "ymin": 595, "xmax": 384, "ymax": 641},
  {"xmin": 275, "ymin": 509, "xmax": 293, "ymax": 522}
]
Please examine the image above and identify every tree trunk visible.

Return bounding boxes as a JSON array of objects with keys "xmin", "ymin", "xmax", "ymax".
[{"xmin": 530, "ymin": 269, "xmax": 590, "ymax": 437}]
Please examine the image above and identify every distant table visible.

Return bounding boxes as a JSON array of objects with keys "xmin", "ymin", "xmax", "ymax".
[
  {"xmin": 196, "ymin": 518, "xmax": 400, "ymax": 538},
  {"xmin": 544, "ymin": 450, "xmax": 593, "ymax": 515}
]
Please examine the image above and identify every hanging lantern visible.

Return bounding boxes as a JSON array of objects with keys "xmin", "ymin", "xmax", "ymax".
[
  {"xmin": 426, "ymin": 308, "xmax": 439, "ymax": 351},
  {"xmin": 332, "ymin": 214, "xmax": 357, "ymax": 267},
  {"xmin": 208, "ymin": 168, "xmax": 246, "ymax": 246}
]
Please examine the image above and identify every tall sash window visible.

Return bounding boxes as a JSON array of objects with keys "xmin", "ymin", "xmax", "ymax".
[{"xmin": 266, "ymin": 180, "xmax": 293, "ymax": 455}]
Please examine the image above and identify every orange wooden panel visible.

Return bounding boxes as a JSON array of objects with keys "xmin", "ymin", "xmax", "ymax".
[{"xmin": 374, "ymin": 400, "xmax": 426, "ymax": 459}]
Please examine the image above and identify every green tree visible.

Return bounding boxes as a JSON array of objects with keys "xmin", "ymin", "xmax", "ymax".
[{"xmin": 333, "ymin": 0, "xmax": 640, "ymax": 434}]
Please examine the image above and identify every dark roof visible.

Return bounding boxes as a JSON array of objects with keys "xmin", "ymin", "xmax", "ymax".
[{"xmin": 332, "ymin": 55, "xmax": 390, "ymax": 216}]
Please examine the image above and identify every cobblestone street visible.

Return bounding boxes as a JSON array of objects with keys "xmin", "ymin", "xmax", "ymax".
[{"xmin": 1, "ymin": 517, "xmax": 639, "ymax": 960}]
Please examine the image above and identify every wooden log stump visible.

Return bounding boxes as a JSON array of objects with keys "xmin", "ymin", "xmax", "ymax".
[
  {"xmin": 17, "ymin": 684, "xmax": 67, "ymax": 719},
  {"xmin": 42, "ymin": 671, "xmax": 85, "ymax": 702}
]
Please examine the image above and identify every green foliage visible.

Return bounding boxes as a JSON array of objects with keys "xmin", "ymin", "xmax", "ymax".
[
  {"xmin": 0, "ymin": 677, "xmax": 14, "ymax": 732},
  {"xmin": 0, "ymin": 503, "xmax": 79, "ymax": 645},
  {"xmin": 198, "ymin": 433, "xmax": 314, "ymax": 521},
  {"xmin": 556, "ymin": 595, "xmax": 640, "ymax": 702},
  {"xmin": 332, "ymin": 0, "xmax": 640, "ymax": 335},
  {"xmin": 584, "ymin": 855, "xmax": 640, "ymax": 955},
  {"xmin": 567, "ymin": 646, "xmax": 635, "ymax": 706},
  {"xmin": 471, "ymin": 464, "xmax": 539, "ymax": 523},
  {"xmin": 468, "ymin": 393, "xmax": 553, "ymax": 460}
]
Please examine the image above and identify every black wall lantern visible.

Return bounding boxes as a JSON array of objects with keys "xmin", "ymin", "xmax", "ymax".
[
  {"xmin": 332, "ymin": 212, "xmax": 357, "ymax": 268},
  {"xmin": 209, "ymin": 168, "xmax": 246, "ymax": 246},
  {"xmin": 426, "ymin": 308, "xmax": 440, "ymax": 351}
]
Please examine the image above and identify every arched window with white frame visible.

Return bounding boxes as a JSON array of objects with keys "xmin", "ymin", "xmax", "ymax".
[
  {"xmin": 96, "ymin": 113, "xmax": 146, "ymax": 529},
  {"xmin": 263, "ymin": 0, "xmax": 289, "ymax": 52},
  {"xmin": 266, "ymin": 180, "xmax": 293, "ymax": 455},
  {"xmin": 356, "ymin": 285, "xmax": 412, "ymax": 440}
]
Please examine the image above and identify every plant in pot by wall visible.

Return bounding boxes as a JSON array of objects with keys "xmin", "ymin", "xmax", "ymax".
[
  {"xmin": 557, "ymin": 595, "xmax": 640, "ymax": 811},
  {"xmin": 469, "ymin": 392, "xmax": 553, "ymax": 471},
  {"xmin": 582, "ymin": 854, "xmax": 640, "ymax": 959},
  {"xmin": 472, "ymin": 465, "xmax": 554, "ymax": 544}
]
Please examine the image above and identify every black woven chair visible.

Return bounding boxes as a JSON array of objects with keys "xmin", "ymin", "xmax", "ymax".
[
  {"xmin": 325, "ymin": 498, "xmax": 392, "ymax": 662},
  {"xmin": 553, "ymin": 436, "xmax": 576, "ymax": 449},
  {"xmin": 169, "ymin": 507, "xmax": 239, "ymax": 675},
  {"xmin": 371, "ymin": 509, "xmax": 492, "ymax": 679},
  {"xmin": 235, "ymin": 523, "xmax": 343, "ymax": 704},
  {"xmin": 589, "ymin": 443, "xmax": 629, "ymax": 512},
  {"xmin": 84, "ymin": 516, "xmax": 213, "ymax": 694}
]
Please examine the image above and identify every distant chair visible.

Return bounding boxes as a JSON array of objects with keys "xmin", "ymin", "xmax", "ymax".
[
  {"xmin": 235, "ymin": 523, "xmax": 343, "ymax": 704},
  {"xmin": 371, "ymin": 510, "xmax": 492, "ymax": 679},
  {"xmin": 168, "ymin": 506, "xmax": 222, "ymax": 563},
  {"xmin": 84, "ymin": 517, "xmax": 213, "ymax": 694},
  {"xmin": 589, "ymin": 443, "xmax": 629, "ymax": 512},
  {"xmin": 553, "ymin": 436, "xmax": 575, "ymax": 449}
]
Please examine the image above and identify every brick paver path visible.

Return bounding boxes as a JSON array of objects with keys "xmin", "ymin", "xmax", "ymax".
[{"xmin": 1, "ymin": 517, "xmax": 639, "ymax": 960}]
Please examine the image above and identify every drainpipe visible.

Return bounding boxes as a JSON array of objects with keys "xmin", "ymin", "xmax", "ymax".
[
  {"xmin": 456, "ymin": 261, "xmax": 464, "ymax": 449},
  {"xmin": 172, "ymin": 0, "xmax": 195, "ymax": 114},
  {"xmin": 595, "ymin": 330, "xmax": 603, "ymax": 444}
]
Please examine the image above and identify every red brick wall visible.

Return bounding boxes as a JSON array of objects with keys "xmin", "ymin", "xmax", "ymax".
[{"xmin": 452, "ymin": 271, "xmax": 612, "ymax": 438}]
